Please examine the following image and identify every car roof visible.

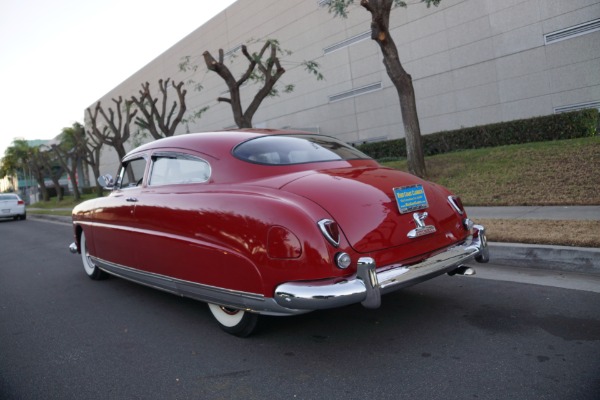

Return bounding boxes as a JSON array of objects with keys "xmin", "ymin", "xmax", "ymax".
[{"xmin": 126, "ymin": 129, "xmax": 314, "ymax": 160}]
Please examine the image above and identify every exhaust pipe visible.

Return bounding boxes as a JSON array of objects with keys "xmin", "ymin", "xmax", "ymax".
[{"xmin": 448, "ymin": 265, "xmax": 476, "ymax": 276}]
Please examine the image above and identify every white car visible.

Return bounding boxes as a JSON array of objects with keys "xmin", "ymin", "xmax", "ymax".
[{"xmin": 0, "ymin": 194, "xmax": 26, "ymax": 220}]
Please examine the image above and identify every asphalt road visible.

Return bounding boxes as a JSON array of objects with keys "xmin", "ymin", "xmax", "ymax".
[{"xmin": 1, "ymin": 218, "xmax": 599, "ymax": 400}]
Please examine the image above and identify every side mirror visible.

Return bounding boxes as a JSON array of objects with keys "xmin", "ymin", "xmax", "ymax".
[{"xmin": 98, "ymin": 174, "xmax": 115, "ymax": 189}]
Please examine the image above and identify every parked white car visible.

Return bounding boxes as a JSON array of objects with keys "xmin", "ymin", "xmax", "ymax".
[{"xmin": 0, "ymin": 194, "xmax": 26, "ymax": 220}]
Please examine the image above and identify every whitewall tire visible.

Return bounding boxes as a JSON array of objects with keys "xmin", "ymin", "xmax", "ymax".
[
  {"xmin": 80, "ymin": 232, "xmax": 108, "ymax": 280},
  {"xmin": 207, "ymin": 303, "xmax": 259, "ymax": 337}
]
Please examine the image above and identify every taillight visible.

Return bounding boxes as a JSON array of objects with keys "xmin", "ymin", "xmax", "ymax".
[
  {"xmin": 447, "ymin": 196, "xmax": 465, "ymax": 215},
  {"xmin": 335, "ymin": 252, "xmax": 351, "ymax": 269},
  {"xmin": 267, "ymin": 226, "xmax": 302, "ymax": 259},
  {"xmin": 318, "ymin": 219, "xmax": 340, "ymax": 247},
  {"xmin": 17, "ymin": 200, "xmax": 24, "ymax": 205}
]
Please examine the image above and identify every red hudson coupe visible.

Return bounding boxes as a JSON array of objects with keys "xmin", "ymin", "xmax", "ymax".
[{"xmin": 70, "ymin": 129, "xmax": 488, "ymax": 336}]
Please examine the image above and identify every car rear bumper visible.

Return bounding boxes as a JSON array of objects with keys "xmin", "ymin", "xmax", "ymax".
[
  {"xmin": 0, "ymin": 208, "xmax": 25, "ymax": 218},
  {"xmin": 274, "ymin": 225, "xmax": 489, "ymax": 311}
]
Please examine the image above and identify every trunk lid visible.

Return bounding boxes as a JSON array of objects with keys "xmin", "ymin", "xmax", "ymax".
[{"xmin": 280, "ymin": 166, "xmax": 464, "ymax": 254}]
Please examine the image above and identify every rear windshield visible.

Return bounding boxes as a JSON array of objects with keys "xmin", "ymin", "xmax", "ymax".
[
  {"xmin": 233, "ymin": 134, "xmax": 371, "ymax": 165},
  {"xmin": 0, "ymin": 194, "xmax": 18, "ymax": 200}
]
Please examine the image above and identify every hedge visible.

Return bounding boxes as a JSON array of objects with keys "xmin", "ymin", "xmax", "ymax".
[{"xmin": 356, "ymin": 108, "xmax": 599, "ymax": 160}]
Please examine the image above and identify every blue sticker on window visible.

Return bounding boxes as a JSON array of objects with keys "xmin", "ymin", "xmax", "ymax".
[{"xmin": 393, "ymin": 184, "xmax": 428, "ymax": 214}]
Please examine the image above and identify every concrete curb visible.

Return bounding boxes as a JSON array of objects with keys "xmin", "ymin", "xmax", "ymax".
[
  {"xmin": 29, "ymin": 213, "xmax": 600, "ymax": 276},
  {"xmin": 488, "ymin": 242, "xmax": 600, "ymax": 275},
  {"xmin": 29, "ymin": 213, "xmax": 72, "ymax": 225}
]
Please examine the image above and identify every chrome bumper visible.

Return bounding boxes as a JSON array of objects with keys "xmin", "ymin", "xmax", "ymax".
[{"xmin": 274, "ymin": 225, "xmax": 489, "ymax": 311}]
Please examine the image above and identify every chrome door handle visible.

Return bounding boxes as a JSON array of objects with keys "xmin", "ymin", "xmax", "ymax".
[{"xmin": 126, "ymin": 197, "xmax": 138, "ymax": 202}]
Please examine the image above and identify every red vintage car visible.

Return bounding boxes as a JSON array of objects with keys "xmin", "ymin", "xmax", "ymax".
[{"xmin": 70, "ymin": 129, "xmax": 488, "ymax": 336}]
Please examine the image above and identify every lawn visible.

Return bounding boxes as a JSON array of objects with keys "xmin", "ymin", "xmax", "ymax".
[
  {"xmin": 382, "ymin": 137, "xmax": 600, "ymax": 247},
  {"xmin": 382, "ymin": 136, "xmax": 600, "ymax": 206}
]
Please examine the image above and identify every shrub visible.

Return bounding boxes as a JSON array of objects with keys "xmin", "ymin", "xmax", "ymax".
[{"xmin": 357, "ymin": 109, "xmax": 598, "ymax": 159}]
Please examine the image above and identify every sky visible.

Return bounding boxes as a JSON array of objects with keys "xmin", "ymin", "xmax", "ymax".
[{"xmin": 0, "ymin": 0, "xmax": 237, "ymax": 158}]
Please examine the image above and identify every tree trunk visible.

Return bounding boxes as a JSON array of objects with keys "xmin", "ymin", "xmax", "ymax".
[
  {"xmin": 35, "ymin": 175, "xmax": 49, "ymax": 202},
  {"xmin": 67, "ymin": 156, "xmax": 81, "ymax": 201},
  {"xmin": 51, "ymin": 145, "xmax": 81, "ymax": 201},
  {"xmin": 362, "ymin": 0, "xmax": 427, "ymax": 178}
]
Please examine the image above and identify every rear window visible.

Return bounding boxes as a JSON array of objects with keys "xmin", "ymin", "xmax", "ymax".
[
  {"xmin": 0, "ymin": 194, "xmax": 18, "ymax": 201},
  {"xmin": 233, "ymin": 134, "xmax": 371, "ymax": 165},
  {"xmin": 149, "ymin": 153, "xmax": 211, "ymax": 186}
]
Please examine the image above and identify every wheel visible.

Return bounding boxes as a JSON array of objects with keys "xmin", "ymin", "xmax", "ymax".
[
  {"xmin": 207, "ymin": 303, "xmax": 259, "ymax": 337},
  {"xmin": 80, "ymin": 232, "xmax": 108, "ymax": 280}
]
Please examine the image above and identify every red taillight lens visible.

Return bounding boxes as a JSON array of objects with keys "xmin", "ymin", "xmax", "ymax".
[
  {"xmin": 267, "ymin": 226, "xmax": 302, "ymax": 259},
  {"xmin": 318, "ymin": 219, "xmax": 340, "ymax": 247},
  {"xmin": 17, "ymin": 200, "xmax": 25, "ymax": 205}
]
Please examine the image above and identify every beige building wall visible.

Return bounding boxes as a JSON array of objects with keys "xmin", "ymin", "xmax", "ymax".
[{"xmin": 88, "ymin": 0, "xmax": 600, "ymax": 174}]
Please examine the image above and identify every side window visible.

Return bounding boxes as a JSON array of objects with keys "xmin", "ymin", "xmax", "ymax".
[
  {"xmin": 118, "ymin": 158, "xmax": 147, "ymax": 188},
  {"xmin": 149, "ymin": 153, "xmax": 211, "ymax": 186}
]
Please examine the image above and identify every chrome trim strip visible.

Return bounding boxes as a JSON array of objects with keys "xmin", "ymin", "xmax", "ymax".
[
  {"xmin": 317, "ymin": 219, "xmax": 340, "ymax": 247},
  {"xmin": 275, "ymin": 226, "xmax": 489, "ymax": 311},
  {"xmin": 74, "ymin": 220, "xmax": 235, "ymax": 259},
  {"xmin": 90, "ymin": 257, "xmax": 308, "ymax": 316},
  {"xmin": 447, "ymin": 196, "xmax": 464, "ymax": 215}
]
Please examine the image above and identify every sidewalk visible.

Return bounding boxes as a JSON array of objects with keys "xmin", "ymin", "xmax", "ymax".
[
  {"xmin": 30, "ymin": 206, "xmax": 600, "ymax": 276},
  {"xmin": 466, "ymin": 206, "xmax": 600, "ymax": 276},
  {"xmin": 466, "ymin": 205, "xmax": 600, "ymax": 221}
]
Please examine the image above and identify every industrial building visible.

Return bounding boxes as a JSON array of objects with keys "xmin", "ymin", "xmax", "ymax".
[{"xmin": 87, "ymin": 0, "xmax": 600, "ymax": 173}]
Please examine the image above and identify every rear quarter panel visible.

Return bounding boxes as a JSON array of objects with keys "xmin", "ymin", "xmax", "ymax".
[{"xmin": 132, "ymin": 184, "xmax": 341, "ymax": 297}]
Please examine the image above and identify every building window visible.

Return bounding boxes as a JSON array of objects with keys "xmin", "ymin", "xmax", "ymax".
[
  {"xmin": 324, "ymin": 31, "xmax": 371, "ymax": 55},
  {"xmin": 544, "ymin": 19, "xmax": 600, "ymax": 45},
  {"xmin": 554, "ymin": 101, "xmax": 600, "ymax": 114},
  {"xmin": 328, "ymin": 82, "xmax": 382, "ymax": 102}
]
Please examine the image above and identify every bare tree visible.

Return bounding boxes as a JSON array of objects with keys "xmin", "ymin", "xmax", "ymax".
[
  {"xmin": 79, "ymin": 127, "xmax": 105, "ymax": 197},
  {"xmin": 50, "ymin": 145, "xmax": 81, "ymax": 201},
  {"xmin": 131, "ymin": 78, "xmax": 189, "ymax": 140},
  {"xmin": 86, "ymin": 97, "xmax": 138, "ymax": 161},
  {"xmin": 182, "ymin": 39, "xmax": 322, "ymax": 128},
  {"xmin": 323, "ymin": 0, "xmax": 441, "ymax": 178}
]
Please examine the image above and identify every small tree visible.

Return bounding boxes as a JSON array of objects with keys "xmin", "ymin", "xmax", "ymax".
[
  {"xmin": 182, "ymin": 39, "xmax": 322, "ymax": 128},
  {"xmin": 38, "ymin": 148, "xmax": 65, "ymax": 201},
  {"xmin": 79, "ymin": 126, "xmax": 105, "ymax": 197},
  {"xmin": 1, "ymin": 140, "xmax": 50, "ymax": 202},
  {"xmin": 323, "ymin": 0, "xmax": 440, "ymax": 178},
  {"xmin": 131, "ymin": 78, "xmax": 191, "ymax": 140},
  {"xmin": 28, "ymin": 148, "xmax": 50, "ymax": 202},
  {"xmin": 52, "ymin": 123, "xmax": 87, "ymax": 201}
]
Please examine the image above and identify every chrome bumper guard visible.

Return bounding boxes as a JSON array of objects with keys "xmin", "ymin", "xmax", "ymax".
[{"xmin": 275, "ymin": 225, "xmax": 489, "ymax": 311}]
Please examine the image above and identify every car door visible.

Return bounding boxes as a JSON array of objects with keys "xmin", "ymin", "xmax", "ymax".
[
  {"xmin": 132, "ymin": 151, "xmax": 212, "ymax": 277},
  {"xmin": 91, "ymin": 155, "xmax": 148, "ymax": 269}
]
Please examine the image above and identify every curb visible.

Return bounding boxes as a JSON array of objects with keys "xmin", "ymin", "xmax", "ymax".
[
  {"xmin": 487, "ymin": 242, "xmax": 600, "ymax": 276},
  {"xmin": 29, "ymin": 213, "xmax": 72, "ymax": 225}
]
